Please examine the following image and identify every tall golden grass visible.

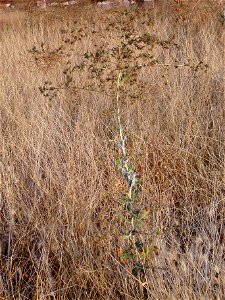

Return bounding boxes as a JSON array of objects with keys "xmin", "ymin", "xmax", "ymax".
[{"xmin": 0, "ymin": 1, "xmax": 224, "ymax": 299}]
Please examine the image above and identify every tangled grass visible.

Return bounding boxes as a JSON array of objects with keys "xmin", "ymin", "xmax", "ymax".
[{"xmin": 0, "ymin": 1, "xmax": 224, "ymax": 299}]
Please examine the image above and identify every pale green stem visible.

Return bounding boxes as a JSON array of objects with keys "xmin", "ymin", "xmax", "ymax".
[{"xmin": 116, "ymin": 72, "xmax": 126, "ymax": 157}]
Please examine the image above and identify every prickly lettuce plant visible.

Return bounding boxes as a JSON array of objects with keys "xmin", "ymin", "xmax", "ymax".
[{"xmin": 30, "ymin": 10, "xmax": 208, "ymax": 293}]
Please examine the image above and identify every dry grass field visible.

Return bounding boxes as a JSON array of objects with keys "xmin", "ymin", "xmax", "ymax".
[{"xmin": 0, "ymin": 1, "xmax": 224, "ymax": 299}]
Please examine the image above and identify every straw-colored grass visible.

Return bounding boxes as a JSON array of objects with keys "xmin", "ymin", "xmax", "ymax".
[{"xmin": 0, "ymin": 1, "xmax": 224, "ymax": 299}]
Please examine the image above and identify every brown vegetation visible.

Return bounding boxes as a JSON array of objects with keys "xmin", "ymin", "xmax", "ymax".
[{"xmin": 0, "ymin": 1, "xmax": 224, "ymax": 299}]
